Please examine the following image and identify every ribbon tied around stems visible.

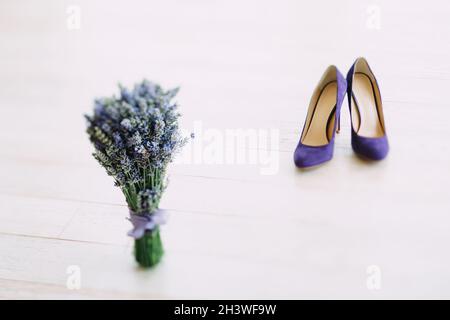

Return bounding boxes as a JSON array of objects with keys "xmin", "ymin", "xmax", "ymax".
[{"xmin": 127, "ymin": 209, "xmax": 168, "ymax": 239}]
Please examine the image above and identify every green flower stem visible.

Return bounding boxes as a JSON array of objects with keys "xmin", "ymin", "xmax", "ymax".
[
  {"xmin": 134, "ymin": 227, "xmax": 164, "ymax": 268},
  {"xmin": 122, "ymin": 167, "xmax": 165, "ymax": 268}
]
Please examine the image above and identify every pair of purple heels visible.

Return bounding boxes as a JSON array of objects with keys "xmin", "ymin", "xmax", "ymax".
[{"xmin": 294, "ymin": 57, "xmax": 389, "ymax": 168}]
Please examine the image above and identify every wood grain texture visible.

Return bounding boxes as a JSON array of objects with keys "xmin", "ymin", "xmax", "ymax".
[{"xmin": 0, "ymin": 0, "xmax": 450, "ymax": 299}]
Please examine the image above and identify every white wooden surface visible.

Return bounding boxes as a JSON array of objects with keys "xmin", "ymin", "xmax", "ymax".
[{"xmin": 1, "ymin": 0, "xmax": 450, "ymax": 299}]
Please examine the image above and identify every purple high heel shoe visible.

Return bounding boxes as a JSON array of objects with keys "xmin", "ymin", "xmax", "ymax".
[
  {"xmin": 294, "ymin": 66, "xmax": 347, "ymax": 168},
  {"xmin": 347, "ymin": 57, "xmax": 389, "ymax": 160}
]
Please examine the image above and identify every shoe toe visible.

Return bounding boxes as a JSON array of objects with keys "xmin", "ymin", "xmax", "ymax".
[
  {"xmin": 294, "ymin": 143, "xmax": 333, "ymax": 168},
  {"xmin": 352, "ymin": 134, "xmax": 389, "ymax": 160}
]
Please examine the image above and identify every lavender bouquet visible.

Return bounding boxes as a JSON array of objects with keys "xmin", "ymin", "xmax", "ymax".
[{"xmin": 85, "ymin": 80, "xmax": 187, "ymax": 267}]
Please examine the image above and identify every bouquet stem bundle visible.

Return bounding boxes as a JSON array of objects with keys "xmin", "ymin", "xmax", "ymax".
[
  {"xmin": 122, "ymin": 167, "xmax": 165, "ymax": 267},
  {"xmin": 85, "ymin": 80, "xmax": 187, "ymax": 268},
  {"xmin": 134, "ymin": 227, "xmax": 163, "ymax": 267}
]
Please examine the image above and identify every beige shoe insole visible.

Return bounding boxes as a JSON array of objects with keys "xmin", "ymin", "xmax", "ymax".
[
  {"xmin": 351, "ymin": 74, "xmax": 384, "ymax": 138},
  {"xmin": 302, "ymin": 82, "xmax": 337, "ymax": 146}
]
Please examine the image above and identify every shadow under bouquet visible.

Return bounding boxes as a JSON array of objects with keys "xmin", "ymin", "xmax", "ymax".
[{"xmin": 85, "ymin": 80, "xmax": 187, "ymax": 268}]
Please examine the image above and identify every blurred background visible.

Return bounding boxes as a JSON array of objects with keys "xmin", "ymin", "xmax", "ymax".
[{"xmin": 1, "ymin": 0, "xmax": 450, "ymax": 299}]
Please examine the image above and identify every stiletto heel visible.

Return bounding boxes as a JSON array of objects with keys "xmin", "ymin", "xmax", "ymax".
[
  {"xmin": 336, "ymin": 115, "xmax": 341, "ymax": 134},
  {"xmin": 346, "ymin": 57, "xmax": 389, "ymax": 160},
  {"xmin": 293, "ymin": 65, "xmax": 347, "ymax": 168}
]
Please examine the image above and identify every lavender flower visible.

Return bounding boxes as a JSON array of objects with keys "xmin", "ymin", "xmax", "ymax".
[{"xmin": 85, "ymin": 80, "xmax": 187, "ymax": 214}]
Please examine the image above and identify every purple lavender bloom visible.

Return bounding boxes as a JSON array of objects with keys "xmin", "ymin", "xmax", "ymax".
[{"xmin": 85, "ymin": 80, "xmax": 188, "ymax": 213}]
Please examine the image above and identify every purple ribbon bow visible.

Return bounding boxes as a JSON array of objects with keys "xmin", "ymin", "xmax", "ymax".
[{"xmin": 127, "ymin": 209, "xmax": 168, "ymax": 239}]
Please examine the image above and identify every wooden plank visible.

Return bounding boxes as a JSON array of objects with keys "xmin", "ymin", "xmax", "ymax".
[
  {"xmin": 1, "ymin": 194, "xmax": 450, "ymax": 298},
  {"xmin": 1, "ymin": 226, "xmax": 450, "ymax": 299}
]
